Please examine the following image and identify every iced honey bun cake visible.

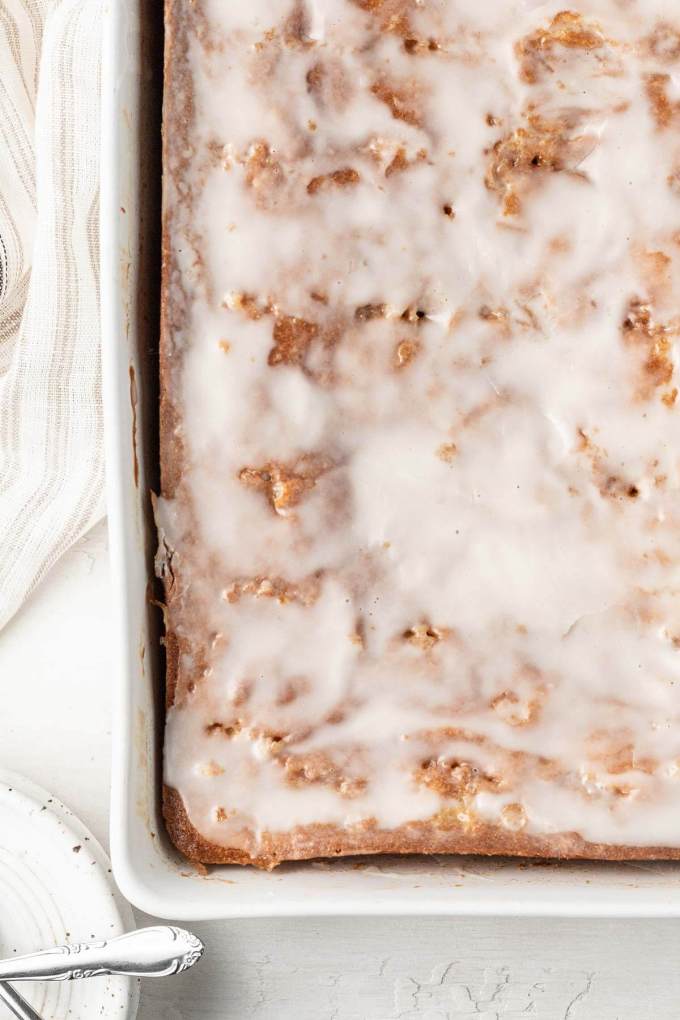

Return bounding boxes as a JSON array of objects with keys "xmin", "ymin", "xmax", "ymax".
[{"xmin": 158, "ymin": 0, "xmax": 680, "ymax": 868}]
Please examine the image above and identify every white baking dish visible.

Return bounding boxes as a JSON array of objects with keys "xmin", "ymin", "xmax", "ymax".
[{"xmin": 101, "ymin": 0, "xmax": 680, "ymax": 919}]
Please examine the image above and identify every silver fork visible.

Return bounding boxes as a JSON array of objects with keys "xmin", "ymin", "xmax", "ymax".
[
  {"xmin": 0, "ymin": 926, "xmax": 203, "ymax": 982},
  {"xmin": 0, "ymin": 926, "xmax": 203, "ymax": 1020}
]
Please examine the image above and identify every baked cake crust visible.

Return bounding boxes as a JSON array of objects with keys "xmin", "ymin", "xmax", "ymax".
[
  {"xmin": 163, "ymin": 785, "xmax": 680, "ymax": 869},
  {"xmin": 160, "ymin": 0, "xmax": 680, "ymax": 868}
]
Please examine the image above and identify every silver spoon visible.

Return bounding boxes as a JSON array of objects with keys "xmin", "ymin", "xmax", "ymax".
[
  {"xmin": 0, "ymin": 982, "xmax": 44, "ymax": 1020},
  {"xmin": 0, "ymin": 926, "xmax": 203, "ymax": 982}
]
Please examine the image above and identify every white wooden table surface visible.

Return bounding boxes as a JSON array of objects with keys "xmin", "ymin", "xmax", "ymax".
[{"xmin": 2, "ymin": 521, "xmax": 680, "ymax": 1020}]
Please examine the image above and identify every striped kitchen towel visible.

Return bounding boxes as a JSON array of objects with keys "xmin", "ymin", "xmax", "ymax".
[{"xmin": 0, "ymin": 0, "xmax": 104, "ymax": 630}]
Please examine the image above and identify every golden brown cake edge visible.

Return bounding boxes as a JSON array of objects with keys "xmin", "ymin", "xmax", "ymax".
[
  {"xmin": 160, "ymin": 0, "xmax": 191, "ymax": 715},
  {"xmin": 163, "ymin": 785, "xmax": 680, "ymax": 870}
]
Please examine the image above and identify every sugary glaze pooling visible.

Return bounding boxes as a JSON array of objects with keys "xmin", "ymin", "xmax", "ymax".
[{"xmin": 160, "ymin": 0, "xmax": 680, "ymax": 858}]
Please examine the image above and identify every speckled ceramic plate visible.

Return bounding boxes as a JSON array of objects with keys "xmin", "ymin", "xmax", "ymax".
[{"xmin": 0, "ymin": 769, "xmax": 139, "ymax": 1020}]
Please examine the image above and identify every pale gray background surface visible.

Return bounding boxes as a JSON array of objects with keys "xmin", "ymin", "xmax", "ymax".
[{"xmin": 1, "ymin": 521, "xmax": 677, "ymax": 1020}]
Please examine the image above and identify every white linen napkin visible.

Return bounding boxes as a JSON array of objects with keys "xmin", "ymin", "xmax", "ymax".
[{"xmin": 0, "ymin": 0, "xmax": 104, "ymax": 630}]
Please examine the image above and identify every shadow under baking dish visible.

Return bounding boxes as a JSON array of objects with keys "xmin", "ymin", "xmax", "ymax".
[{"xmin": 100, "ymin": 0, "xmax": 680, "ymax": 919}]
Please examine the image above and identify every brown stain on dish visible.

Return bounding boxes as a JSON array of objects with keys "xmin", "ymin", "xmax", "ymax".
[{"xmin": 128, "ymin": 364, "xmax": 139, "ymax": 488}]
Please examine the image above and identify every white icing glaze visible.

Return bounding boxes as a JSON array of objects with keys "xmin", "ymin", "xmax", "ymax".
[{"xmin": 161, "ymin": 0, "xmax": 680, "ymax": 853}]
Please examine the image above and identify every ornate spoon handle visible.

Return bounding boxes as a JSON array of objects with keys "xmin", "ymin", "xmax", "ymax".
[
  {"xmin": 0, "ymin": 926, "xmax": 204, "ymax": 981},
  {"xmin": 0, "ymin": 983, "xmax": 44, "ymax": 1020}
]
